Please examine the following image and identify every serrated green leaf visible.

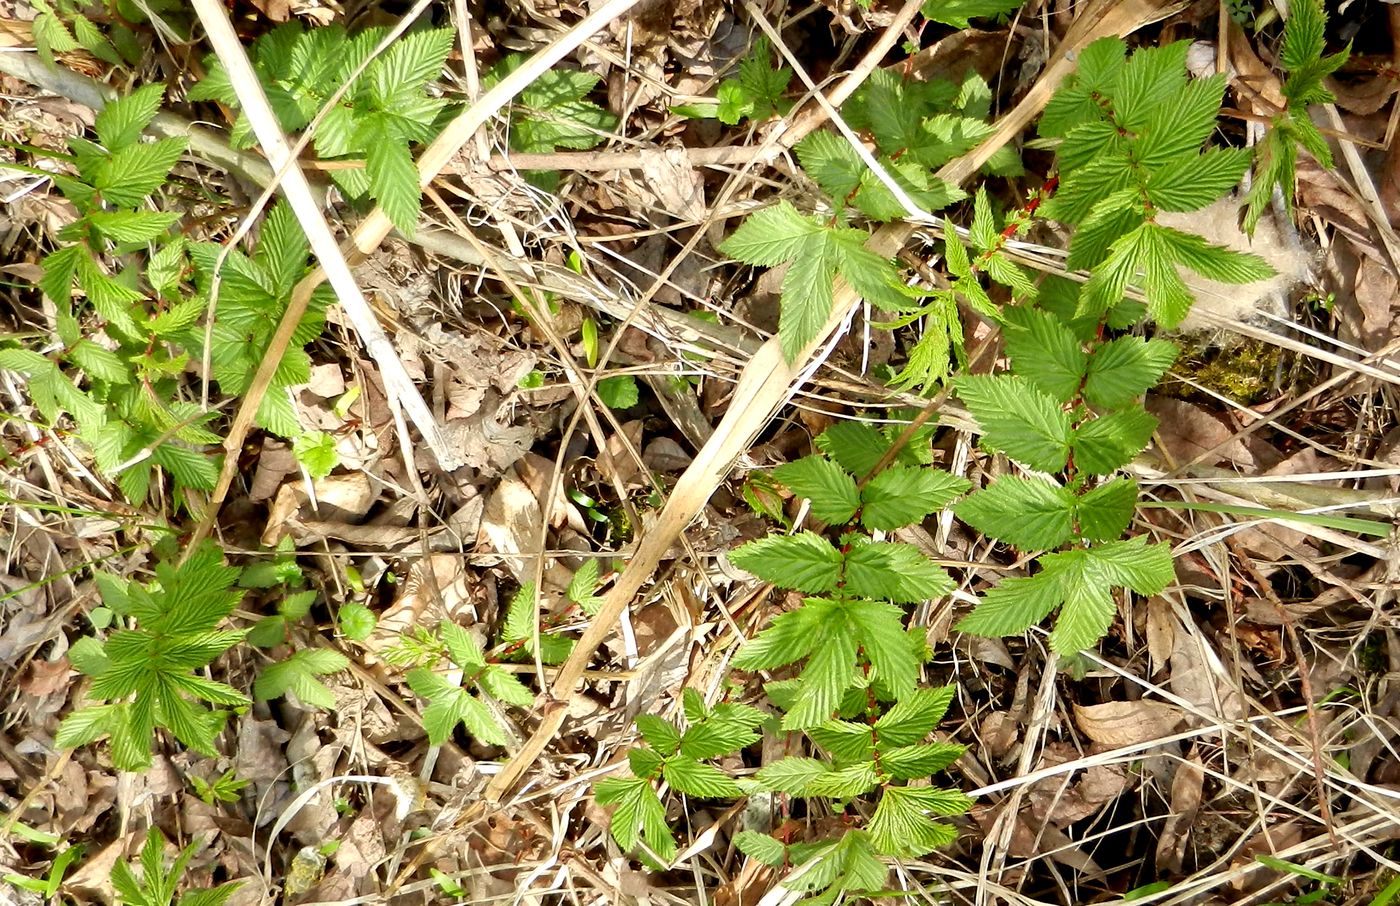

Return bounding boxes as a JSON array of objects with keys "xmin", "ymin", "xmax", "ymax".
[
  {"xmin": 833, "ymin": 231, "xmax": 922, "ymax": 312},
  {"xmin": 95, "ymin": 83, "xmax": 165, "ymax": 151},
  {"xmin": 55, "ymin": 704, "xmax": 122, "ymax": 749},
  {"xmin": 719, "ymin": 200, "xmax": 825, "ymax": 267},
  {"xmin": 816, "ymin": 422, "xmax": 891, "ymax": 476},
  {"xmin": 955, "ymin": 374, "xmax": 1074, "ymax": 472},
  {"xmin": 66, "ymin": 340, "xmax": 128, "ymax": 383},
  {"xmin": 596, "ymin": 776, "xmax": 674, "ymax": 861},
  {"xmin": 773, "ymin": 456, "xmax": 859, "ymax": 525},
  {"xmin": 1112, "ymin": 41, "xmax": 1189, "ymax": 132},
  {"xmin": 729, "ymin": 532, "xmax": 842, "ymax": 594},
  {"xmin": 755, "ymin": 756, "xmax": 829, "ymax": 794},
  {"xmin": 844, "ymin": 542, "xmax": 954, "ymax": 603},
  {"xmin": 1052, "ymin": 144, "xmax": 1133, "ymax": 217},
  {"xmin": 868, "ymin": 785, "xmax": 960, "ymax": 858},
  {"xmin": 1136, "ymin": 73, "xmax": 1228, "ymax": 169},
  {"xmin": 87, "ymin": 210, "xmax": 180, "ymax": 244},
  {"xmin": 1073, "ymin": 406, "xmax": 1157, "ymax": 474},
  {"xmin": 1145, "ymin": 146, "xmax": 1250, "ymax": 212},
  {"xmin": 1001, "ymin": 306, "xmax": 1088, "ymax": 402},
  {"xmin": 733, "ymin": 597, "xmax": 831, "ymax": 671},
  {"xmin": 679, "ymin": 718, "xmax": 759, "ymax": 760},
  {"xmin": 778, "ymin": 230, "xmax": 839, "ymax": 361},
  {"xmin": 478, "ymin": 666, "xmax": 535, "ymax": 708},
  {"xmin": 1078, "ymin": 222, "xmax": 1149, "ymax": 318},
  {"xmin": 796, "ymin": 130, "xmax": 863, "ymax": 201},
  {"xmin": 1156, "ymin": 224, "xmax": 1276, "ymax": 284},
  {"xmin": 880, "ymin": 742, "xmax": 966, "ymax": 780},
  {"xmin": 846, "ymin": 599, "xmax": 917, "ymax": 699},
  {"xmin": 734, "ymin": 830, "xmax": 787, "ymax": 866},
  {"xmin": 860, "ymin": 466, "xmax": 969, "ymax": 531},
  {"xmin": 1281, "ymin": 0, "xmax": 1326, "ymax": 72},
  {"xmin": 957, "ymin": 570, "xmax": 1064, "ymax": 638},
  {"xmin": 364, "ymin": 124, "xmax": 421, "ymax": 236},
  {"xmin": 94, "ymin": 138, "xmax": 186, "ymax": 208},
  {"xmin": 629, "ymin": 746, "xmax": 664, "ymax": 779},
  {"xmin": 873, "ymin": 685, "xmax": 956, "ymax": 747},
  {"xmin": 412, "ymin": 673, "xmax": 505, "ymax": 746},
  {"xmin": 1245, "ymin": 124, "xmax": 1298, "ymax": 235},
  {"xmin": 441, "ymin": 621, "xmax": 486, "ymax": 669},
  {"xmin": 782, "ymin": 616, "xmax": 857, "ymax": 729},
  {"xmin": 956, "ymin": 476, "xmax": 1076, "ymax": 550},
  {"xmin": 1084, "ymin": 537, "xmax": 1174, "ymax": 595},
  {"xmin": 663, "ymin": 756, "xmax": 742, "ymax": 798},
  {"xmin": 1075, "ymin": 477, "xmax": 1138, "ymax": 541},
  {"xmin": 636, "ymin": 714, "xmax": 682, "ymax": 756},
  {"xmin": 1083, "ymin": 336, "xmax": 1178, "ymax": 410},
  {"xmin": 253, "ymin": 648, "xmax": 347, "ymax": 709},
  {"xmin": 804, "ymin": 759, "xmax": 881, "ymax": 798},
  {"xmin": 292, "ymin": 430, "xmax": 339, "ymax": 480},
  {"xmin": 368, "ymin": 28, "xmax": 454, "ymax": 106},
  {"xmin": 736, "ymin": 37, "xmax": 792, "ymax": 119},
  {"xmin": 1048, "ymin": 572, "xmax": 1115, "ymax": 653}
]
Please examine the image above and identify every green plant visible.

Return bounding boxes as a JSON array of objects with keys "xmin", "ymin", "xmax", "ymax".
[
  {"xmin": 599, "ymin": 425, "xmax": 971, "ymax": 896},
  {"xmin": 921, "ymin": 0, "xmax": 1028, "ymax": 28},
  {"xmin": 1243, "ymin": 0, "xmax": 1349, "ymax": 232},
  {"xmin": 949, "ymin": 36, "xmax": 1283, "ymax": 650},
  {"xmin": 390, "ymin": 569, "xmax": 605, "ymax": 745},
  {"xmin": 580, "ymin": 316, "xmax": 642, "ymax": 409},
  {"xmin": 189, "ymin": 768, "xmax": 249, "ymax": 805},
  {"xmin": 593, "ymin": 20, "xmax": 1366, "ymax": 898},
  {"xmin": 400, "ymin": 622, "xmax": 535, "ymax": 746},
  {"xmin": 4, "ymin": 840, "xmax": 83, "ymax": 898},
  {"xmin": 596, "ymin": 688, "xmax": 763, "ymax": 864},
  {"xmin": 27, "ymin": 0, "xmax": 173, "ymax": 66},
  {"xmin": 254, "ymin": 648, "xmax": 350, "ymax": 710},
  {"xmin": 337, "ymin": 602, "xmax": 377, "ymax": 641},
  {"xmin": 484, "ymin": 52, "xmax": 618, "ymax": 189},
  {"xmin": 241, "ymin": 543, "xmax": 350, "ymax": 708},
  {"xmin": 113, "ymin": 828, "xmax": 240, "ymax": 906},
  {"xmin": 720, "ymin": 66, "xmax": 1018, "ymax": 363},
  {"xmin": 191, "ymin": 22, "xmax": 456, "ymax": 234},
  {"xmin": 1, "ymin": 87, "xmax": 335, "ymax": 506},
  {"xmin": 0, "ymin": 84, "xmax": 216, "ymax": 506},
  {"xmin": 56, "ymin": 543, "xmax": 248, "ymax": 771},
  {"xmin": 673, "ymin": 37, "xmax": 794, "ymax": 125}
]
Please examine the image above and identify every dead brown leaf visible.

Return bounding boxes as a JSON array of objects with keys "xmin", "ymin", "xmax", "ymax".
[{"xmin": 1074, "ymin": 700, "xmax": 1187, "ymax": 747}]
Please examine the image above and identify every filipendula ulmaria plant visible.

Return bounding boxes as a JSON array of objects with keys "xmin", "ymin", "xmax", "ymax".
[
  {"xmin": 1, "ymin": 87, "xmax": 337, "ymax": 504},
  {"xmin": 113, "ymin": 828, "xmax": 241, "ymax": 906},
  {"xmin": 241, "ymin": 541, "xmax": 349, "ymax": 710},
  {"xmin": 190, "ymin": 22, "xmax": 456, "ymax": 234},
  {"xmin": 719, "ymin": 65, "xmax": 1025, "ymax": 362},
  {"xmin": 595, "ymin": 688, "xmax": 764, "ymax": 865},
  {"xmin": 0, "ymin": 84, "xmax": 220, "ymax": 505},
  {"xmin": 484, "ymin": 53, "xmax": 619, "ymax": 191},
  {"xmin": 183, "ymin": 200, "xmax": 334, "ymax": 438},
  {"xmin": 391, "ymin": 565, "xmax": 607, "ymax": 744},
  {"xmin": 670, "ymin": 36, "xmax": 794, "ymax": 125},
  {"xmin": 390, "ymin": 621, "xmax": 535, "ymax": 747},
  {"xmin": 1242, "ymin": 0, "xmax": 1349, "ymax": 233},
  {"xmin": 598, "ymin": 424, "xmax": 972, "ymax": 900},
  {"xmin": 56, "ymin": 543, "xmax": 249, "ymax": 772},
  {"xmin": 952, "ymin": 38, "xmax": 1278, "ymax": 652}
]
